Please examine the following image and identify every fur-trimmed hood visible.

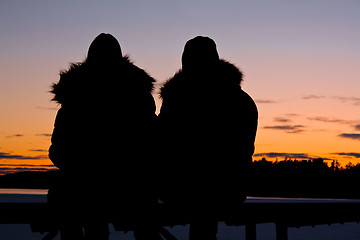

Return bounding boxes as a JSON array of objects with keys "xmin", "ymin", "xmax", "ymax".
[
  {"xmin": 160, "ymin": 59, "xmax": 243, "ymax": 100},
  {"xmin": 51, "ymin": 56, "xmax": 155, "ymax": 105}
]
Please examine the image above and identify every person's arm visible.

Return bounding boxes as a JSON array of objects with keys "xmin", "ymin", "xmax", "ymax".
[{"xmin": 49, "ymin": 108, "xmax": 66, "ymax": 170}]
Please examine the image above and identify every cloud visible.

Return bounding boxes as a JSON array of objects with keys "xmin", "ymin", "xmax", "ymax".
[
  {"xmin": 303, "ymin": 95, "xmax": 360, "ymax": 106},
  {"xmin": 333, "ymin": 153, "xmax": 360, "ymax": 159},
  {"xmin": 35, "ymin": 133, "xmax": 52, "ymax": 137},
  {"xmin": 307, "ymin": 116, "xmax": 347, "ymax": 124},
  {"xmin": 307, "ymin": 117, "xmax": 360, "ymax": 132},
  {"xmin": 6, "ymin": 134, "xmax": 24, "ymax": 138},
  {"xmin": 0, "ymin": 163, "xmax": 56, "ymax": 175},
  {"xmin": 0, "ymin": 166, "xmax": 57, "ymax": 175},
  {"xmin": 254, "ymin": 152, "xmax": 333, "ymax": 160},
  {"xmin": 36, "ymin": 106, "xmax": 57, "ymax": 110},
  {"xmin": 254, "ymin": 152, "xmax": 312, "ymax": 159},
  {"xmin": 332, "ymin": 96, "xmax": 360, "ymax": 106},
  {"xmin": 285, "ymin": 113, "xmax": 300, "ymax": 117},
  {"xmin": 308, "ymin": 116, "xmax": 360, "ymax": 126},
  {"xmin": 255, "ymin": 99, "xmax": 277, "ymax": 104},
  {"xmin": 0, "ymin": 152, "xmax": 48, "ymax": 160},
  {"xmin": 0, "ymin": 164, "xmax": 55, "ymax": 167},
  {"xmin": 303, "ymin": 95, "xmax": 326, "ymax": 100},
  {"xmin": 263, "ymin": 125, "xmax": 305, "ymax": 133},
  {"xmin": 338, "ymin": 133, "xmax": 360, "ymax": 140},
  {"xmin": 29, "ymin": 149, "xmax": 48, "ymax": 152},
  {"xmin": 274, "ymin": 117, "xmax": 291, "ymax": 123}
]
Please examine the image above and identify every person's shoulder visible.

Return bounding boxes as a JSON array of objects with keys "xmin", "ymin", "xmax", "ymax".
[
  {"xmin": 121, "ymin": 56, "xmax": 155, "ymax": 93},
  {"xmin": 218, "ymin": 59, "xmax": 243, "ymax": 85},
  {"xmin": 50, "ymin": 62, "xmax": 86, "ymax": 104},
  {"xmin": 159, "ymin": 70, "xmax": 184, "ymax": 100},
  {"xmin": 239, "ymin": 89, "xmax": 258, "ymax": 115}
]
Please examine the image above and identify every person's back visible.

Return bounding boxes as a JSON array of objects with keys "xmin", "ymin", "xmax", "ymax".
[
  {"xmin": 49, "ymin": 33, "xmax": 157, "ymax": 239},
  {"xmin": 158, "ymin": 36, "xmax": 258, "ymax": 240}
]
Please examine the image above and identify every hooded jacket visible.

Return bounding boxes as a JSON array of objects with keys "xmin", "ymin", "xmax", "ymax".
[
  {"xmin": 49, "ymin": 56, "xmax": 156, "ymax": 193},
  {"xmin": 158, "ymin": 59, "xmax": 258, "ymax": 205}
]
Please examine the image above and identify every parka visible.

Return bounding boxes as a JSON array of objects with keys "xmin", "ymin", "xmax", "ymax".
[
  {"xmin": 158, "ymin": 39, "xmax": 258, "ymax": 212},
  {"xmin": 48, "ymin": 35, "xmax": 157, "ymax": 214}
]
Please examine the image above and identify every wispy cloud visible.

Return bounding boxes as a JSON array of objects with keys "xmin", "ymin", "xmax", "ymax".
[
  {"xmin": 36, "ymin": 106, "xmax": 57, "ymax": 110},
  {"xmin": 29, "ymin": 149, "xmax": 48, "ymax": 152},
  {"xmin": 307, "ymin": 116, "xmax": 347, "ymax": 124},
  {"xmin": 338, "ymin": 133, "xmax": 360, "ymax": 140},
  {"xmin": 6, "ymin": 134, "xmax": 24, "ymax": 138},
  {"xmin": 303, "ymin": 95, "xmax": 360, "ymax": 106},
  {"xmin": 333, "ymin": 153, "xmax": 360, "ymax": 159},
  {"xmin": 263, "ymin": 125, "xmax": 305, "ymax": 133},
  {"xmin": 307, "ymin": 117, "xmax": 360, "ymax": 132},
  {"xmin": 0, "ymin": 152, "xmax": 48, "ymax": 160},
  {"xmin": 255, "ymin": 99, "xmax": 277, "ymax": 104},
  {"xmin": 35, "ymin": 133, "xmax": 52, "ymax": 137},
  {"xmin": 254, "ymin": 152, "xmax": 311, "ymax": 159},
  {"xmin": 285, "ymin": 113, "xmax": 300, "ymax": 117},
  {"xmin": 254, "ymin": 152, "xmax": 332, "ymax": 160},
  {"xmin": 0, "ymin": 165, "xmax": 57, "ymax": 175},
  {"xmin": 303, "ymin": 95, "xmax": 326, "ymax": 100},
  {"xmin": 274, "ymin": 117, "xmax": 291, "ymax": 123},
  {"xmin": 0, "ymin": 164, "xmax": 55, "ymax": 167},
  {"xmin": 333, "ymin": 96, "xmax": 360, "ymax": 106}
]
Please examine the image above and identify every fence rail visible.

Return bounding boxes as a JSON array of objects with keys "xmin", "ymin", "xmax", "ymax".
[{"xmin": 1, "ymin": 199, "xmax": 360, "ymax": 240}]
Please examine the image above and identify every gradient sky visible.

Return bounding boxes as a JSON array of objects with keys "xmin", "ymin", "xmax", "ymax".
[{"xmin": 1, "ymin": 0, "xmax": 359, "ymax": 174}]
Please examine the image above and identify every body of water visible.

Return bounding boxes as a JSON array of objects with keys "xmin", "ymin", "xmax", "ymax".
[{"xmin": 0, "ymin": 189, "xmax": 360, "ymax": 240}]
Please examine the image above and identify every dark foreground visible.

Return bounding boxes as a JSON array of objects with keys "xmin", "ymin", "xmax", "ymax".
[
  {"xmin": 2, "ymin": 194, "xmax": 360, "ymax": 240},
  {"xmin": 1, "ymin": 192, "xmax": 360, "ymax": 240},
  {"xmin": 1, "ymin": 161, "xmax": 360, "ymax": 199}
]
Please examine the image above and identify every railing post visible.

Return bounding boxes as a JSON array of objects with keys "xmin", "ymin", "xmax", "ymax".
[
  {"xmin": 245, "ymin": 223, "xmax": 256, "ymax": 240},
  {"xmin": 276, "ymin": 223, "xmax": 288, "ymax": 240}
]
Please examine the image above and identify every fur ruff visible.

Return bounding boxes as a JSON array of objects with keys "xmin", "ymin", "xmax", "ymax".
[
  {"xmin": 160, "ymin": 59, "xmax": 243, "ymax": 100},
  {"xmin": 51, "ymin": 56, "xmax": 155, "ymax": 105}
]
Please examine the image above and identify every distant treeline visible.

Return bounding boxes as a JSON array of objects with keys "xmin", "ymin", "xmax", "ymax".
[
  {"xmin": 252, "ymin": 157, "xmax": 360, "ymax": 172},
  {"xmin": 1, "ymin": 158, "xmax": 360, "ymax": 199},
  {"xmin": 0, "ymin": 171, "xmax": 59, "ymax": 189},
  {"xmin": 248, "ymin": 158, "xmax": 360, "ymax": 199}
]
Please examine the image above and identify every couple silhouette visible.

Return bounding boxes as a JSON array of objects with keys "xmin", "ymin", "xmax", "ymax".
[{"xmin": 48, "ymin": 33, "xmax": 258, "ymax": 240}]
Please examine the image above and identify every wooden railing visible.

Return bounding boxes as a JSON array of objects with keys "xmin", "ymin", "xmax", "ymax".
[{"xmin": 1, "ymin": 199, "xmax": 360, "ymax": 240}]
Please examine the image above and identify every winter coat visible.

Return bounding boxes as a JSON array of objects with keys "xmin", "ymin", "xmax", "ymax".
[
  {"xmin": 158, "ymin": 59, "xmax": 258, "ymax": 210},
  {"xmin": 49, "ymin": 56, "xmax": 157, "ymax": 209}
]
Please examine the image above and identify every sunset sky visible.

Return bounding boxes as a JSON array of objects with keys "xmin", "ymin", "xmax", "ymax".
[{"xmin": 1, "ymin": 0, "xmax": 359, "ymax": 174}]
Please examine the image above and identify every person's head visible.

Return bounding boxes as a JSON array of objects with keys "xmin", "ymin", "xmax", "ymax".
[
  {"xmin": 181, "ymin": 36, "xmax": 220, "ymax": 72},
  {"xmin": 86, "ymin": 33, "xmax": 123, "ymax": 69}
]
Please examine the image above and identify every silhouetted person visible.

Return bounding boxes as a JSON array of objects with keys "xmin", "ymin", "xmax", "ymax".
[
  {"xmin": 158, "ymin": 36, "xmax": 258, "ymax": 240},
  {"xmin": 49, "ymin": 33, "xmax": 159, "ymax": 240}
]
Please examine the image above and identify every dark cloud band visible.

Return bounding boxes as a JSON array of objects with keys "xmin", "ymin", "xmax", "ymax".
[
  {"xmin": 338, "ymin": 133, "xmax": 360, "ymax": 140},
  {"xmin": 0, "ymin": 152, "xmax": 48, "ymax": 160},
  {"xmin": 333, "ymin": 152, "xmax": 360, "ymax": 158},
  {"xmin": 263, "ymin": 125, "xmax": 305, "ymax": 133}
]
